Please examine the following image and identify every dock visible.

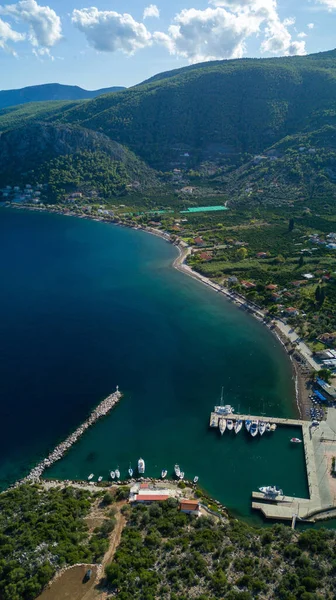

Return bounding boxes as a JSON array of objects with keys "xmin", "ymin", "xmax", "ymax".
[{"xmin": 210, "ymin": 407, "xmax": 336, "ymax": 524}]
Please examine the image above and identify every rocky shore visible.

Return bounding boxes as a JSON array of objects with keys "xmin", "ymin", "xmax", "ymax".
[{"xmin": 19, "ymin": 388, "xmax": 122, "ymax": 485}]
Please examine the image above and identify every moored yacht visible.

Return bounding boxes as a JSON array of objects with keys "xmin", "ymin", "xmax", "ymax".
[
  {"xmin": 138, "ymin": 458, "xmax": 145, "ymax": 474},
  {"xmin": 219, "ymin": 418, "xmax": 226, "ymax": 435},
  {"xmin": 234, "ymin": 420, "xmax": 243, "ymax": 434},
  {"xmin": 161, "ymin": 469, "xmax": 168, "ymax": 479},
  {"xmin": 179, "ymin": 471, "xmax": 185, "ymax": 480},
  {"xmin": 110, "ymin": 471, "xmax": 115, "ymax": 480},
  {"xmin": 270, "ymin": 423, "xmax": 277, "ymax": 431},
  {"xmin": 115, "ymin": 468, "xmax": 120, "ymax": 479},
  {"xmin": 250, "ymin": 420, "xmax": 259, "ymax": 437},
  {"xmin": 266, "ymin": 423, "xmax": 271, "ymax": 432},
  {"xmin": 290, "ymin": 437, "xmax": 302, "ymax": 444},
  {"xmin": 193, "ymin": 476, "xmax": 199, "ymax": 484},
  {"xmin": 226, "ymin": 419, "xmax": 234, "ymax": 431},
  {"xmin": 88, "ymin": 473, "xmax": 94, "ymax": 480},
  {"xmin": 128, "ymin": 464, "xmax": 133, "ymax": 478},
  {"xmin": 259, "ymin": 421, "xmax": 266, "ymax": 436},
  {"xmin": 245, "ymin": 419, "xmax": 252, "ymax": 432},
  {"xmin": 259, "ymin": 485, "xmax": 283, "ymax": 496},
  {"xmin": 98, "ymin": 476, "xmax": 103, "ymax": 482},
  {"xmin": 174, "ymin": 464, "xmax": 181, "ymax": 478}
]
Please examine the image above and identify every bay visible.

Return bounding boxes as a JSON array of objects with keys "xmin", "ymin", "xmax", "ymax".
[{"xmin": 0, "ymin": 209, "xmax": 307, "ymax": 522}]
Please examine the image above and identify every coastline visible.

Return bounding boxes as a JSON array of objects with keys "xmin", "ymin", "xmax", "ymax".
[{"xmin": 6, "ymin": 204, "xmax": 315, "ymax": 420}]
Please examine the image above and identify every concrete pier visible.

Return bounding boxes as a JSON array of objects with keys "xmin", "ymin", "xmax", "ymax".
[{"xmin": 210, "ymin": 408, "xmax": 336, "ymax": 523}]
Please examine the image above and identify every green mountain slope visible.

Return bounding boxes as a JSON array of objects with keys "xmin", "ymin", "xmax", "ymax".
[
  {"xmin": 0, "ymin": 122, "xmax": 158, "ymax": 200},
  {"xmin": 0, "ymin": 83, "xmax": 125, "ymax": 110}
]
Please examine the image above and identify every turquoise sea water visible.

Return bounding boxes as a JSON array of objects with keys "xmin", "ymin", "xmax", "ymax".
[{"xmin": 0, "ymin": 209, "xmax": 308, "ymax": 522}]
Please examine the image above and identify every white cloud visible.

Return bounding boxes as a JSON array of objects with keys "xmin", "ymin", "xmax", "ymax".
[
  {"xmin": 154, "ymin": 7, "xmax": 262, "ymax": 62},
  {"xmin": 297, "ymin": 32, "xmax": 307, "ymax": 38},
  {"xmin": 0, "ymin": 0, "xmax": 62, "ymax": 48},
  {"xmin": 0, "ymin": 16, "xmax": 24, "ymax": 53},
  {"xmin": 307, "ymin": 22, "xmax": 315, "ymax": 28},
  {"xmin": 72, "ymin": 7, "xmax": 152, "ymax": 54},
  {"xmin": 155, "ymin": 1, "xmax": 305, "ymax": 63},
  {"xmin": 143, "ymin": 4, "xmax": 160, "ymax": 19},
  {"xmin": 315, "ymin": 0, "xmax": 336, "ymax": 8}
]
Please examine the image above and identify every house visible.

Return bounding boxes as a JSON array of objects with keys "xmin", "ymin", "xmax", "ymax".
[
  {"xmin": 179, "ymin": 499, "xmax": 200, "ymax": 515},
  {"xmin": 272, "ymin": 294, "xmax": 282, "ymax": 303},
  {"xmin": 194, "ymin": 237, "xmax": 205, "ymax": 247},
  {"xmin": 199, "ymin": 252, "xmax": 212, "ymax": 261},
  {"xmin": 318, "ymin": 333, "xmax": 336, "ymax": 346},
  {"xmin": 285, "ymin": 307, "xmax": 299, "ymax": 316},
  {"xmin": 228, "ymin": 276, "xmax": 239, "ymax": 285},
  {"xmin": 291, "ymin": 280, "xmax": 308, "ymax": 287},
  {"xmin": 256, "ymin": 252, "xmax": 268, "ymax": 258},
  {"xmin": 241, "ymin": 281, "xmax": 256, "ymax": 290},
  {"xmin": 132, "ymin": 494, "xmax": 170, "ymax": 504},
  {"xmin": 265, "ymin": 284, "xmax": 278, "ymax": 291}
]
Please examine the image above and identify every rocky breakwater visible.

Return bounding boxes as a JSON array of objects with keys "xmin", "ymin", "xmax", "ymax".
[{"xmin": 20, "ymin": 387, "xmax": 122, "ymax": 485}]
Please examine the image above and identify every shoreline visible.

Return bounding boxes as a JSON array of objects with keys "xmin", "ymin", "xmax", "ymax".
[{"xmin": 7, "ymin": 203, "xmax": 315, "ymax": 419}]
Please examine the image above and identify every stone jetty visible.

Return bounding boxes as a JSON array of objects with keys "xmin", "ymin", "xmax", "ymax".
[{"xmin": 20, "ymin": 387, "xmax": 122, "ymax": 485}]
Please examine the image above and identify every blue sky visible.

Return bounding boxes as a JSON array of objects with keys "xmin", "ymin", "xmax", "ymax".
[{"xmin": 0, "ymin": 0, "xmax": 335, "ymax": 90}]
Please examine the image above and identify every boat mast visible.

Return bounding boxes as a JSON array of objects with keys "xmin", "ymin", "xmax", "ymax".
[{"xmin": 220, "ymin": 386, "xmax": 224, "ymax": 406}]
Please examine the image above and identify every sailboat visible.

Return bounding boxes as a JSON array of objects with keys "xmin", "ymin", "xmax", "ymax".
[
  {"xmin": 219, "ymin": 417, "xmax": 226, "ymax": 434},
  {"xmin": 215, "ymin": 386, "xmax": 234, "ymax": 415},
  {"xmin": 234, "ymin": 419, "xmax": 243, "ymax": 434},
  {"xmin": 259, "ymin": 421, "xmax": 266, "ymax": 436},
  {"xmin": 174, "ymin": 464, "xmax": 181, "ymax": 478},
  {"xmin": 226, "ymin": 419, "xmax": 234, "ymax": 431},
  {"xmin": 110, "ymin": 471, "xmax": 115, "ymax": 480},
  {"xmin": 115, "ymin": 467, "xmax": 120, "ymax": 479},
  {"xmin": 250, "ymin": 420, "xmax": 259, "ymax": 437},
  {"xmin": 245, "ymin": 419, "xmax": 252, "ymax": 432}
]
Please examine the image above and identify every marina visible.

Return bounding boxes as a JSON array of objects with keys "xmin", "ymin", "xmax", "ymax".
[{"xmin": 210, "ymin": 405, "xmax": 336, "ymax": 524}]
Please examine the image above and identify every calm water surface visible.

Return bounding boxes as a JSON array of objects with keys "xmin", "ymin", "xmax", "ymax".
[{"xmin": 0, "ymin": 209, "xmax": 308, "ymax": 522}]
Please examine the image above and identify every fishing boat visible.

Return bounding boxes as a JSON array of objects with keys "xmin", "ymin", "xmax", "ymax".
[
  {"xmin": 266, "ymin": 423, "xmax": 271, "ymax": 432},
  {"xmin": 193, "ymin": 476, "xmax": 199, "ymax": 484},
  {"xmin": 270, "ymin": 423, "xmax": 277, "ymax": 431},
  {"xmin": 290, "ymin": 437, "xmax": 302, "ymax": 444},
  {"xmin": 110, "ymin": 471, "xmax": 115, "ymax": 480},
  {"xmin": 179, "ymin": 471, "xmax": 185, "ymax": 480},
  {"xmin": 219, "ymin": 418, "xmax": 226, "ymax": 435},
  {"xmin": 161, "ymin": 469, "xmax": 168, "ymax": 479},
  {"xmin": 259, "ymin": 485, "xmax": 283, "ymax": 496},
  {"xmin": 174, "ymin": 464, "xmax": 181, "ymax": 478},
  {"xmin": 245, "ymin": 419, "xmax": 252, "ymax": 432},
  {"xmin": 115, "ymin": 468, "xmax": 120, "ymax": 479},
  {"xmin": 259, "ymin": 421, "xmax": 266, "ymax": 436},
  {"xmin": 250, "ymin": 420, "xmax": 259, "ymax": 437},
  {"xmin": 234, "ymin": 419, "xmax": 243, "ymax": 434},
  {"xmin": 88, "ymin": 473, "xmax": 94, "ymax": 481},
  {"xmin": 98, "ymin": 476, "xmax": 103, "ymax": 482},
  {"xmin": 138, "ymin": 457, "xmax": 145, "ymax": 474},
  {"xmin": 128, "ymin": 464, "xmax": 133, "ymax": 478}
]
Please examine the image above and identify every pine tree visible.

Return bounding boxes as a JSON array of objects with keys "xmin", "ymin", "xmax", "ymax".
[{"xmin": 288, "ymin": 218, "xmax": 294, "ymax": 232}]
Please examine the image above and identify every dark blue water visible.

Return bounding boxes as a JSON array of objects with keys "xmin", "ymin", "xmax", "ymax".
[{"xmin": 0, "ymin": 209, "xmax": 307, "ymax": 521}]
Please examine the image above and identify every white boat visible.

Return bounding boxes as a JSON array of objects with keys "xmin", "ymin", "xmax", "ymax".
[
  {"xmin": 193, "ymin": 476, "xmax": 199, "ymax": 483},
  {"xmin": 245, "ymin": 419, "xmax": 252, "ymax": 432},
  {"xmin": 110, "ymin": 471, "xmax": 115, "ymax": 480},
  {"xmin": 98, "ymin": 476, "xmax": 103, "ymax": 482},
  {"xmin": 290, "ymin": 437, "xmax": 302, "ymax": 444},
  {"xmin": 234, "ymin": 420, "xmax": 243, "ymax": 434},
  {"xmin": 250, "ymin": 420, "xmax": 259, "ymax": 437},
  {"xmin": 179, "ymin": 471, "xmax": 185, "ymax": 480},
  {"xmin": 259, "ymin": 421, "xmax": 266, "ymax": 436},
  {"xmin": 174, "ymin": 464, "xmax": 181, "ymax": 478},
  {"xmin": 259, "ymin": 485, "xmax": 283, "ymax": 496},
  {"xmin": 214, "ymin": 387, "xmax": 234, "ymax": 415},
  {"xmin": 128, "ymin": 465, "xmax": 133, "ymax": 478},
  {"xmin": 266, "ymin": 423, "xmax": 271, "ymax": 432},
  {"xmin": 227, "ymin": 419, "xmax": 234, "ymax": 431},
  {"xmin": 161, "ymin": 469, "xmax": 168, "ymax": 479},
  {"xmin": 88, "ymin": 473, "xmax": 94, "ymax": 481},
  {"xmin": 270, "ymin": 423, "xmax": 277, "ymax": 431},
  {"xmin": 138, "ymin": 458, "xmax": 145, "ymax": 474},
  {"xmin": 115, "ymin": 468, "xmax": 120, "ymax": 479},
  {"xmin": 219, "ymin": 418, "xmax": 226, "ymax": 435}
]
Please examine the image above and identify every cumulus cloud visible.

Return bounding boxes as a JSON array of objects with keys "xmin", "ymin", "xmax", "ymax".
[
  {"xmin": 72, "ymin": 7, "xmax": 152, "ymax": 54},
  {"xmin": 0, "ymin": 16, "xmax": 24, "ymax": 53},
  {"xmin": 315, "ymin": 0, "xmax": 336, "ymax": 8},
  {"xmin": 297, "ymin": 32, "xmax": 307, "ymax": 38},
  {"xmin": 143, "ymin": 4, "xmax": 160, "ymax": 19},
  {"xmin": 154, "ymin": 7, "xmax": 262, "ymax": 62},
  {"xmin": 307, "ymin": 22, "xmax": 315, "ymax": 29},
  {"xmin": 154, "ymin": 0, "xmax": 305, "ymax": 62},
  {"xmin": 0, "ymin": 0, "xmax": 62, "ymax": 48}
]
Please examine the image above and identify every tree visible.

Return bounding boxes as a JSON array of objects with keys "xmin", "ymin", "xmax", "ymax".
[
  {"xmin": 288, "ymin": 218, "xmax": 294, "ymax": 232},
  {"xmin": 298, "ymin": 255, "xmax": 304, "ymax": 267},
  {"xmin": 236, "ymin": 247, "xmax": 248, "ymax": 260}
]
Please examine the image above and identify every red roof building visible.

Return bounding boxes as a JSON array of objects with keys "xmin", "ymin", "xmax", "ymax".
[
  {"xmin": 265, "ymin": 284, "xmax": 278, "ymax": 291},
  {"xmin": 179, "ymin": 499, "xmax": 200, "ymax": 514},
  {"xmin": 133, "ymin": 494, "xmax": 170, "ymax": 503}
]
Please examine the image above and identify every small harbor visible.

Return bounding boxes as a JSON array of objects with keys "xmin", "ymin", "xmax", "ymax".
[{"xmin": 210, "ymin": 403, "xmax": 336, "ymax": 525}]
